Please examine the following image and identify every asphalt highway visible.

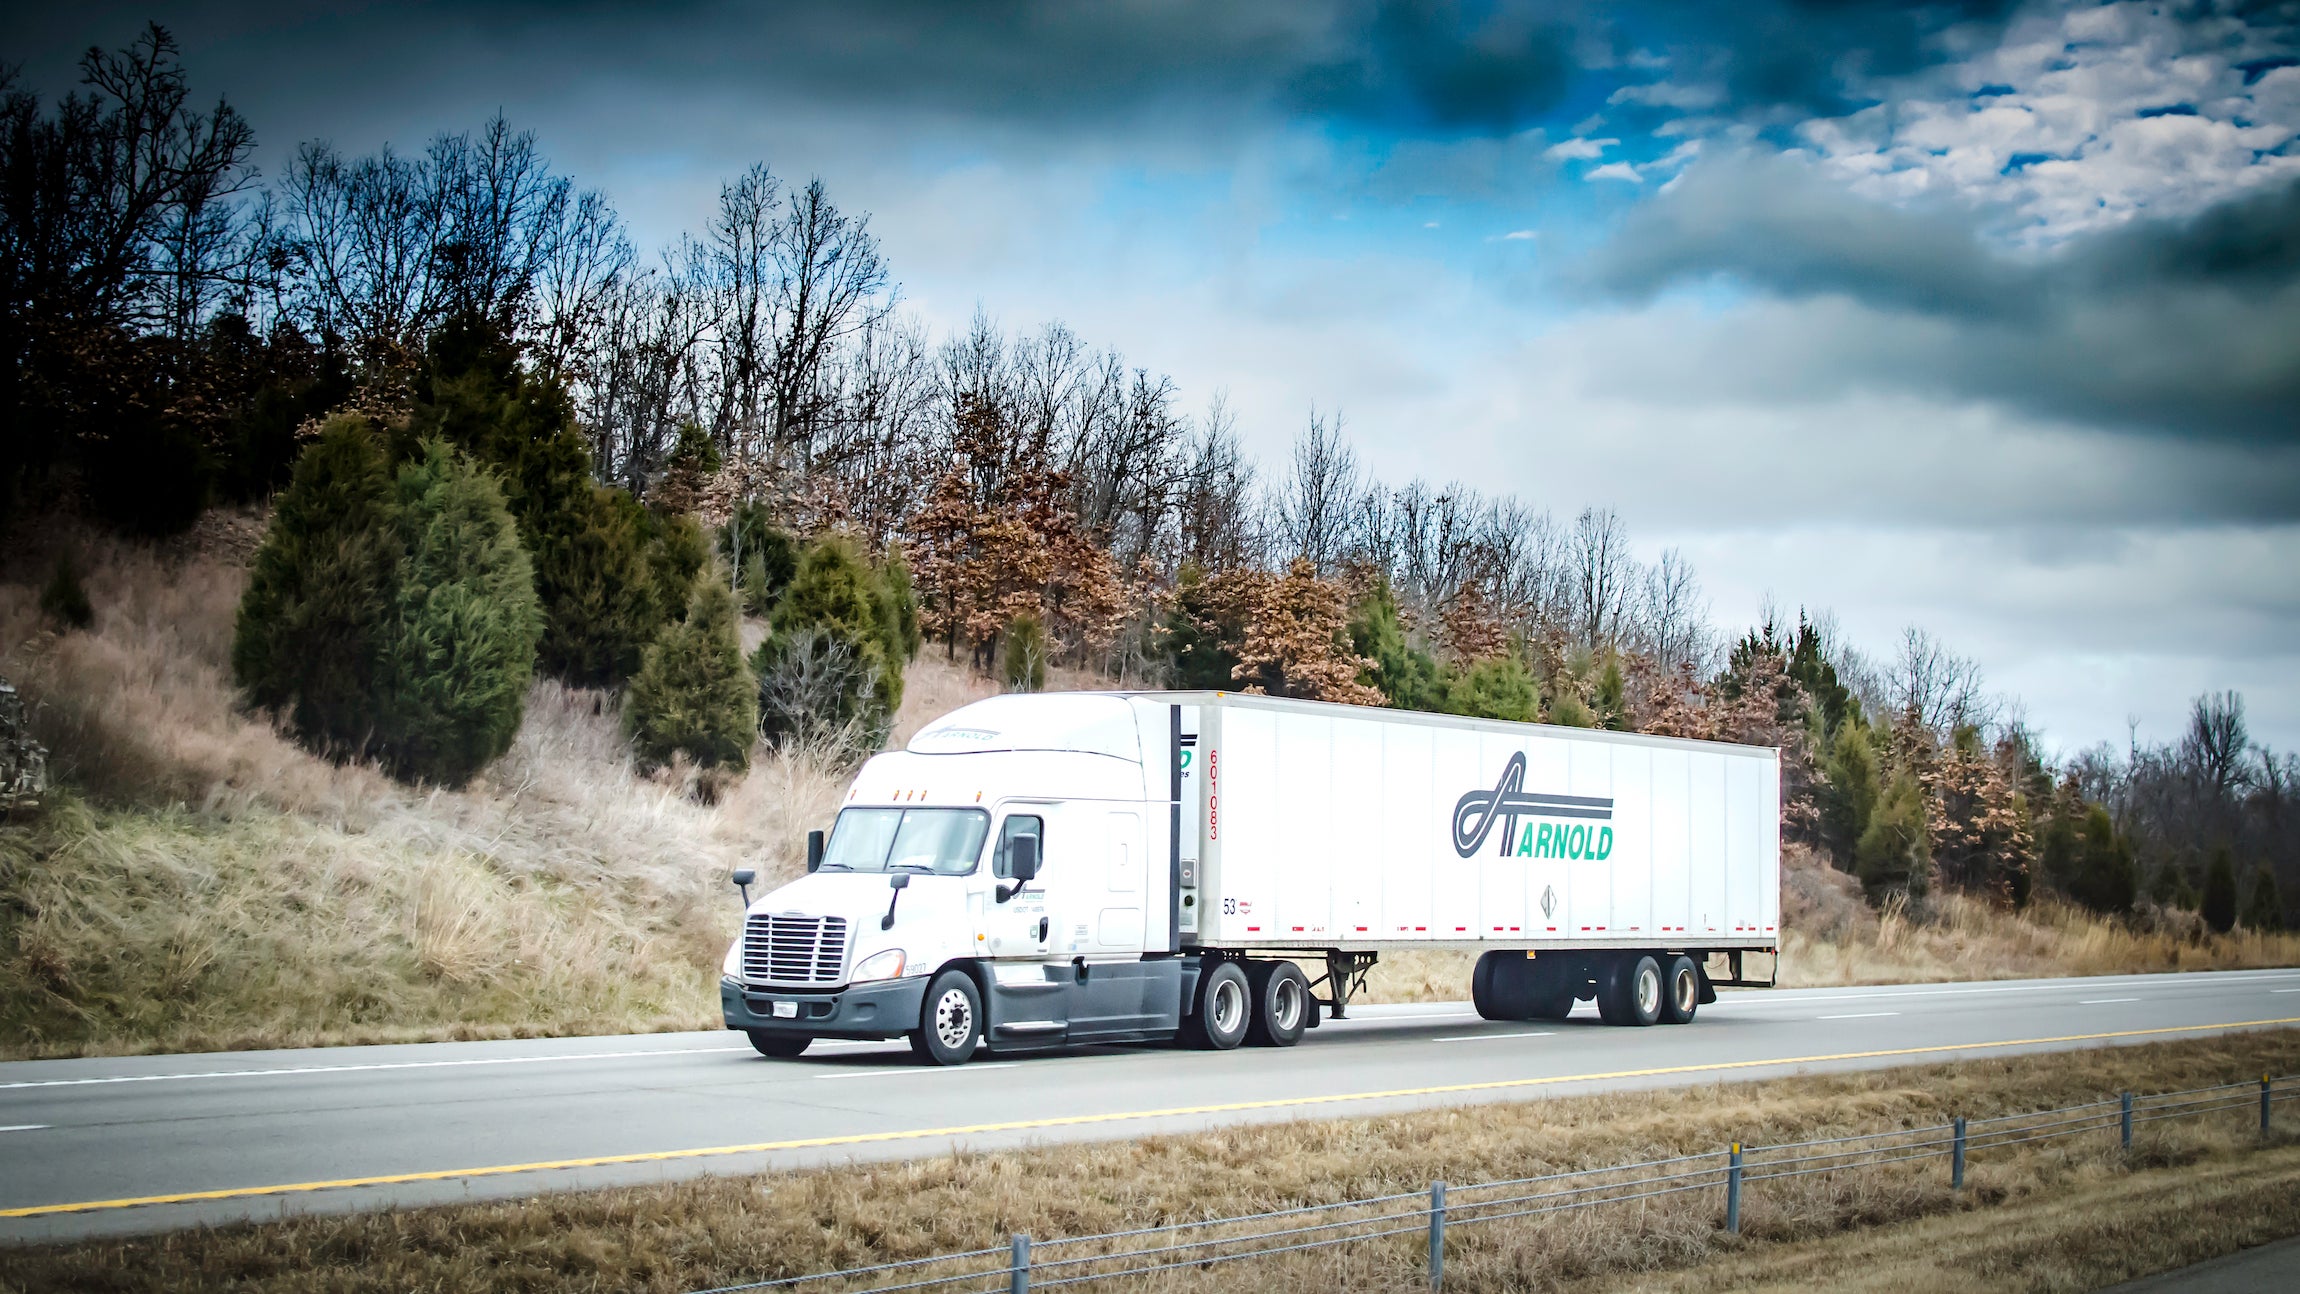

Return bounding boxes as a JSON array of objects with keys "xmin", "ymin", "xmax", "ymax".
[{"xmin": 3, "ymin": 967, "xmax": 2297, "ymax": 1242}]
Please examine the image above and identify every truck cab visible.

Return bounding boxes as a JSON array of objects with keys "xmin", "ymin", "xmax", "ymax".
[{"xmin": 720, "ymin": 693, "xmax": 1194, "ymax": 1063}]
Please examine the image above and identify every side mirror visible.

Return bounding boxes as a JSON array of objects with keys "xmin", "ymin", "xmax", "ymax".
[
  {"xmin": 1009, "ymin": 835, "xmax": 1039, "ymax": 884},
  {"xmin": 881, "ymin": 872, "xmax": 909, "ymax": 930},
  {"xmin": 806, "ymin": 830, "xmax": 825, "ymax": 873},
  {"xmin": 731, "ymin": 868, "xmax": 755, "ymax": 907}
]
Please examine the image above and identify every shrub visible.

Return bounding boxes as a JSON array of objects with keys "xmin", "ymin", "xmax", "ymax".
[
  {"xmin": 371, "ymin": 441, "xmax": 543, "ymax": 788},
  {"xmin": 39, "ymin": 552, "xmax": 93, "ymax": 630},
  {"xmin": 1856, "ymin": 771, "xmax": 1932, "ymax": 902},
  {"xmin": 231, "ymin": 415, "xmax": 399, "ymax": 755},
  {"xmin": 2248, "ymin": 867, "xmax": 2286, "ymax": 933},
  {"xmin": 1594, "ymin": 657, "xmax": 1627, "ymax": 730},
  {"xmin": 753, "ymin": 628, "xmax": 888, "ymax": 759},
  {"xmin": 1000, "ymin": 613, "xmax": 1048, "ymax": 692},
  {"xmin": 772, "ymin": 533, "xmax": 902, "ymax": 714},
  {"xmin": 1347, "ymin": 578, "xmax": 1442, "ymax": 711},
  {"xmin": 719, "ymin": 504, "xmax": 798, "ymax": 617},
  {"xmin": 626, "ymin": 566, "xmax": 757, "ymax": 774},
  {"xmin": 878, "ymin": 541, "xmax": 922, "ymax": 661},
  {"xmin": 1547, "ymin": 690, "xmax": 1595, "ymax": 729},
  {"xmin": 2202, "ymin": 847, "xmax": 2239, "ymax": 934},
  {"xmin": 1447, "ymin": 656, "xmax": 1539, "ymax": 723},
  {"xmin": 2063, "ymin": 805, "xmax": 2138, "ymax": 916}
]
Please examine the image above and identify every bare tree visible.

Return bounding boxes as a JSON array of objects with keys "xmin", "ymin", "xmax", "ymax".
[
  {"xmin": 1570, "ymin": 506, "xmax": 1634, "ymax": 650},
  {"xmin": 1274, "ymin": 409, "xmax": 1358, "ymax": 574},
  {"xmin": 1888, "ymin": 626, "xmax": 1991, "ymax": 733},
  {"xmin": 1176, "ymin": 393, "xmax": 1258, "ymax": 572},
  {"xmin": 2183, "ymin": 691, "xmax": 2253, "ymax": 800},
  {"xmin": 767, "ymin": 177, "xmax": 892, "ymax": 464}
]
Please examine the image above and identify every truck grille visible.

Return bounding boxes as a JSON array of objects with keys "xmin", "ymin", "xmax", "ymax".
[{"xmin": 741, "ymin": 914, "xmax": 850, "ymax": 985}]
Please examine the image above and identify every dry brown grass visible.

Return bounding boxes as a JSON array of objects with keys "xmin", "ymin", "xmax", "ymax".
[{"xmin": 6, "ymin": 1031, "xmax": 2297, "ymax": 1293}]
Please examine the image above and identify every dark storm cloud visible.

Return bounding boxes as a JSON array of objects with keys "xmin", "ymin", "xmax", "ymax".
[
  {"xmin": 4, "ymin": 1, "xmax": 2026, "ymax": 143},
  {"xmin": 1583, "ymin": 154, "xmax": 2300, "ymax": 445}
]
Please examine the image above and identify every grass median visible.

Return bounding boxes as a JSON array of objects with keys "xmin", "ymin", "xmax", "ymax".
[{"xmin": 7, "ymin": 1029, "xmax": 2300, "ymax": 1293}]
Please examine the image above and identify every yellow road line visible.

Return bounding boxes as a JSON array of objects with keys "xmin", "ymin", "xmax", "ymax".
[{"xmin": 7, "ymin": 1015, "xmax": 2296, "ymax": 1219}]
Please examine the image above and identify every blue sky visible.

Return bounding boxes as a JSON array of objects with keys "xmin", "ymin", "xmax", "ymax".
[{"xmin": 10, "ymin": 1, "xmax": 2299, "ymax": 753}]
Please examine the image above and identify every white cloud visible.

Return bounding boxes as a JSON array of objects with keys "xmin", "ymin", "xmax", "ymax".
[
  {"xmin": 1501, "ymin": 228, "xmax": 1538, "ymax": 239},
  {"xmin": 1586, "ymin": 161, "xmax": 1643, "ymax": 183},
  {"xmin": 1545, "ymin": 136, "xmax": 1618, "ymax": 161}
]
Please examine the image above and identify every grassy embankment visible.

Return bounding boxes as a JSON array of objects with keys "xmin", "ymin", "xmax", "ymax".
[
  {"xmin": 3, "ymin": 515, "xmax": 2298, "ymax": 1059},
  {"xmin": 7, "ymin": 1030, "xmax": 2300, "ymax": 1292}
]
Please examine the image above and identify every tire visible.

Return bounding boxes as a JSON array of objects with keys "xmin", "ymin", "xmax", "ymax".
[
  {"xmin": 1658, "ymin": 955, "xmax": 1701, "ymax": 1025},
  {"xmin": 1245, "ymin": 961, "xmax": 1310, "ymax": 1047},
  {"xmin": 1597, "ymin": 954, "xmax": 1663, "ymax": 1027},
  {"xmin": 912, "ymin": 969, "xmax": 983, "ymax": 1066},
  {"xmin": 1182, "ymin": 961, "xmax": 1251, "ymax": 1050},
  {"xmin": 1471, "ymin": 951, "xmax": 1507, "ymax": 1021},
  {"xmin": 746, "ymin": 1030, "xmax": 810, "ymax": 1058}
]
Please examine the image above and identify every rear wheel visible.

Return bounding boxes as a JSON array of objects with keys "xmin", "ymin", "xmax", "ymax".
[
  {"xmin": 746, "ymin": 1030, "xmax": 810, "ymax": 1058},
  {"xmin": 1471, "ymin": 951, "xmax": 1507, "ymax": 1021},
  {"xmin": 1597, "ymin": 954, "xmax": 1663, "ymax": 1027},
  {"xmin": 1245, "ymin": 961, "xmax": 1309, "ymax": 1047},
  {"xmin": 911, "ymin": 969, "xmax": 983, "ymax": 1065},
  {"xmin": 1182, "ymin": 961, "xmax": 1252, "ymax": 1050},
  {"xmin": 1658, "ymin": 955, "xmax": 1701, "ymax": 1025}
]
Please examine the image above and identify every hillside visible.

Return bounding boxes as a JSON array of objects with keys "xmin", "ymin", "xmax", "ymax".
[{"xmin": 2, "ymin": 521, "xmax": 2295, "ymax": 1059}]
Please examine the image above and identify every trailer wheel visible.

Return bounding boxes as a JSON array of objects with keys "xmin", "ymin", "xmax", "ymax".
[
  {"xmin": 1524, "ymin": 960, "xmax": 1578, "ymax": 1020},
  {"xmin": 1658, "ymin": 955, "xmax": 1700, "ymax": 1025},
  {"xmin": 746, "ymin": 1030, "xmax": 810, "ymax": 1058},
  {"xmin": 1181, "ymin": 961, "xmax": 1252, "ymax": 1050},
  {"xmin": 910, "ymin": 969, "xmax": 983, "ymax": 1065},
  {"xmin": 1471, "ymin": 951, "xmax": 1508, "ymax": 1021},
  {"xmin": 1245, "ymin": 961, "xmax": 1309, "ymax": 1047},
  {"xmin": 1597, "ymin": 954, "xmax": 1663, "ymax": 1027}
]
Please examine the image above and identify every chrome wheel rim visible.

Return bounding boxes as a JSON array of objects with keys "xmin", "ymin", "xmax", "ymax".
[
  {"xmin": 1635, "ymin": 964, "xmax": 1661, "ymax": 1016},
  {"xmin": 933, "ymin": 988, "xmax": 973, "ymax": 1050},
  {"xmin": 1672, "ymin": 967, "xmax": 1697, "ymax": 1014},
  {"xmin": 1211, "ymin": 976, "xmax": 1244, "ymax": 1035},
  {"xmin": 1273, "ymin": 977, "xmax": 1303, "ymax": 1031}
]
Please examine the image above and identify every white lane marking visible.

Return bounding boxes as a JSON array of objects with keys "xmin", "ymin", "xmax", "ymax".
[
  {"xmin": 1817, "ymin": 1012, "xmax": 1899, "ymax": 1020},
  {"xmin": 1433, "ymin": 1031, "xmax": 1556, "ymax": 1043},
  {"xmin": 0, "ymin": 1045, "xmax": 757, "ymax": 1091},
  {"xmin": 0, "ymin": 1124, "xmax": 50, "ymax": 1133},
  {"xmin": 2081, "ymin": 998, "xmax": 2141, "ymax": 1005},
  {"xmin": 812, "ymin": 1062, "xmax": 1020, "ymax": 1079},
  {"xmin": 2273, "ymin": 989, "xmax": 2300, "ymax": 995}
]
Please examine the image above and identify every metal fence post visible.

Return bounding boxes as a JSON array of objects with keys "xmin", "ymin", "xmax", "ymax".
[
  {"xmin": 1725, "ymin": 1145, "xmax": 1742, "ymax": 1234},
  {"xmin": 1010, "ymin": 1233, "xmax": 1029, "ymax": 1294},
  {"xmin": 2121, "ymin": 1092, "xmax": 2134, "ymax": 1151},
  {"xmin": 2265, "ymin": 1075, "xmax": 2274, "ymax": 1139},
  {"xmin": 1951, "ymin": 1117, "xmax": 1966, "ymax": 1190},
  {"xmin": 1428, "ymin": 1180, "xmax": 1446, "ymax": 1290}
]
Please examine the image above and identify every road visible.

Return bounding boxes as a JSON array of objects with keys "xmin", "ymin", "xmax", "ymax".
[{"xmin": 3, "ymin": 967, "xmax": 2297, "ymax": 1243}]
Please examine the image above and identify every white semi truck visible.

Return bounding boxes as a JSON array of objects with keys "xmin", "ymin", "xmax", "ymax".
[{"xmin": 721, "ymin": 691, "xmax": 1781, "ymax": 1065}]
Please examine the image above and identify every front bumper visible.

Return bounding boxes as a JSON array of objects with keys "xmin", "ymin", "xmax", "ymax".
[{"xmin": 721, "ymin": 975, "xmax": 929, "ymax": 1041}]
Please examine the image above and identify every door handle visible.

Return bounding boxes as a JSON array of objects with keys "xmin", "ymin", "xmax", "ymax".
[{"xmin": 1036, "ymin": 917, "xmax": 1049, "ymax": 942}]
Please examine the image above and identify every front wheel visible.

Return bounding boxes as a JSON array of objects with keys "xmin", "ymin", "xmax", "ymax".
[
  {"xmin": 911, "ymin": 970, "xmax": 983, "ymax": 1066},
  {"xmin": 746, "ymin": 1030, "xmax": 810, "ymax": 1058}
]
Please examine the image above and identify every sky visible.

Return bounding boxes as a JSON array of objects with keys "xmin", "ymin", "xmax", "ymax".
[{"xmin": 8, "ymin": 1, "xmax": 2299, "ymax": 756}]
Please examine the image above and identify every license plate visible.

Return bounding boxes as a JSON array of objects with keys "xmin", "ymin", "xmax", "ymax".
[{"xmin": 771, "ymin": 1000, "xmax": 797, "ymax": 1019}]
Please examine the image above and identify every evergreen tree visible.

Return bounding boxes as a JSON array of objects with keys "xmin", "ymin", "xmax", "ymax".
[
  {"xmin": 626, "ymin": 566, "xmax": 757, "ymax": 773},
  {"xmin": 1857, "ymin": 771, "xmax": 1932, "ymax": 901},
  {"xmin": 1821, "ymin": 722, "xmax": 1881, "ymax": 868},
  {"xmin": 1000, "ymin": 613, "xmax": 1048, "ymax": 692},
  {"xmin": 2149, "ymin": 860, "xmax": 2183, "ymax": 907},
  {"xmin": 371, "ymin": 441, "xmax": 543, "ymax": 787},
  {"xmin": 2064, "ymin": 805, "xmax": 2137, "ymax": 915},
  {"xmin": 2246, "ymin": 867, "xmax": 2286, "ymax": 933},
  {"xmin": 536, "ymin": 485, "xmax": 657, "ymax": 687},
  {"xmin": 752, "ymin": 533, "xmax": 902, "ymax": 745},
  {"xmin": 232, "ymin": 416, "xmax": 399, "ymax": 755},
  {"xmin": 39, "ymin": 551, "xmax": 93, "ymax": 630},
  {"xmin": 719, "ymin": 503, "xmax": 798, "ymax": 616},
  {"xmin": 646, "ymin": 513, "xmax": 710, "ymax": 627},
  {"xmin": 878, "ymin": 541, "xmax": 923, "ymax": 662},
  {"xmin": 1446, "ymin": 656, "xmax": 1539, "ymax": 722},
  {"xmin": 1547, "ymin": 689, "xmax": 1596, "ymax": 729},
  {"xmin": 1346, "ymin": 578, "xmax": 1443, "ymax": 712},
  {"xmin": 1595, "ymin": 657, "xmax": 1628, "ymax": 730},
  {"xmin": 2202, "ymin": 847, "xmax": 2239, "ymax": 934},
  {"xmin": 1161, "ymin": 563, "xmax": 1244, "ymax": 690}
]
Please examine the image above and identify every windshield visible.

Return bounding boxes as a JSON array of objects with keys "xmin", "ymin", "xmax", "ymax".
[{"xmin": 819, "ymin": 808, "xmax": 990, "ymax": 876}]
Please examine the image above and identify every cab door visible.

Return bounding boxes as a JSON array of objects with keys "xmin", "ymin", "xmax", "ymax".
[{"xmin": 982, "ymin": 811, "xmax": 1052, "ymax": 959}]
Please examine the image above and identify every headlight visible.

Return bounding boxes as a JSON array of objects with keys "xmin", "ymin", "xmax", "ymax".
[
  {"xmin": 851, "ymin": 948, "xmax": 907, "ymax": 982},
  {"xmin": 722, "ymin": 938, "xmax": 743, "ymax": 979}
]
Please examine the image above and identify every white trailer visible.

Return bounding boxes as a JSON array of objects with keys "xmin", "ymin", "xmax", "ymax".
[{"xmin": 721, "ymin": 691, "xmax": 1780, "ymax": 1065}]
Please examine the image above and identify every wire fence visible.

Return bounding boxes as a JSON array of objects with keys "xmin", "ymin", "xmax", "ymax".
[{"xmin": 688, "ymin": 1070, "xmax": 2299, "ymax": 1293}]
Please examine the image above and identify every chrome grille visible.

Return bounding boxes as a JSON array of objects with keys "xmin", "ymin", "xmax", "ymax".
[{"xmin": 741, "ymin": 914, "xmax": 850, "ymax": 985}]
